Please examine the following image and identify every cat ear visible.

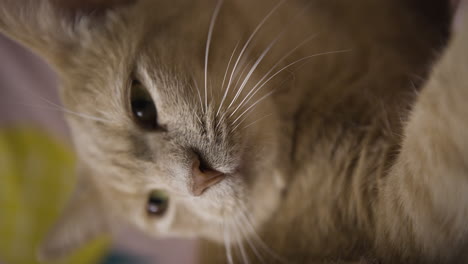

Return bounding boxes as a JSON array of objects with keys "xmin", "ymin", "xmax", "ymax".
[
  {"xmin": 0, "ymin": 0, "xmax": 136, "ymax": 67},
  {"xmin": 37, "ymin": 168, "xmax": 109, "ymax": 262}
]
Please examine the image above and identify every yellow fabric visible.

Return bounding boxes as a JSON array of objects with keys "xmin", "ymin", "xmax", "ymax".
[{"xmin": 0, "ymin": 128, "xmax": 108, "ymax": 264}]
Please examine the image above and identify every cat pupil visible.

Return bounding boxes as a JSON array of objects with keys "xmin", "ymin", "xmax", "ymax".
[
  {"xmin": 147, "ymin": 190, "xmax": 169, "ymax": 216},
  {"xmin": 133, "ymin": 100, "xmax": 154, "ymax": 120},
  {"xmin": 130, "ymin": 82, "xmax": 158, "ymax": 130}
]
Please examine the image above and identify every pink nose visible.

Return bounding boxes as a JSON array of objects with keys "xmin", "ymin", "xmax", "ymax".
[{"xmin": 190, "ymin": 158, "xmax": 225, "ymax": 196}]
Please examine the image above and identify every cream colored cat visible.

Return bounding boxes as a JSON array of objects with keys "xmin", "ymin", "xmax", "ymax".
[{"xmin": 0, "ymin": 0, "xmax": 464, "ymax": 263}]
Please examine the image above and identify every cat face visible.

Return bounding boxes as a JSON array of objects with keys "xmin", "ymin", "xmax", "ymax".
[
  {"xmin": 0, "ymin": 0, "xmax": 286, "ymax": 259},
  {"xmin": 68, "ymin": 32, "xmax": 282, "ymax": 238}
]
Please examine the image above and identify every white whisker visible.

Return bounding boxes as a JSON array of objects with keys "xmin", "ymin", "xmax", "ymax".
[
  {"xmin": 230, "ymin": 59, "xmax": 256, "ymax": 108},
  {"xmin": 210, "ymin": 79, "xmax": 214, "ymax": 109},
  {"xmin": 233, "ymin": 60, "xmax": 255, "ymax": 96},
  {"xmin": 17, "ymin": 99, "xmax": 113, "ymax": 124},
  {"xmin": 217, "ymin": 41, "xmax": 241, "ymax": 117},
  {"xmin": 223, "ymin": 0, "xmax": 287, "ymax": 114},
  {"xmin": 233, "ymin": 220, "xmax": 250, "ymax": 264},
  {"xmin": 258, "ymin": 49, "xmax": 351, "ymax": 91},
  {"xmin": 194, "ymin": 113, "xmax": 203, "ymax": 126},
  {"xmin": 217, "ymin": 59, "xmax": 255, "ymax": 126},
  {"xmin": 232, "ymin": 90, "xmax": 275, "ymax": 126},
  {"xmin": 189, "ymin": 78, "xmax": 204, "ymax": 124},
  {"xmin": 227, "ymin": 35, "xmax": 281, "ymax": 112},
  {"xmin": 224, "ymin": 220, "xmax": 235, "ymax": 264},
  {"xmin": 227, "ymin": 3, "xmax": 315, "ymax": 116},
  {"xmin": 230, "ymin": 34, "xmax": 319, "ymax": 117},
  {"xmin": 58, "ymin": 108, "xmax": 112, "ymax": 123},
  {"xmin": 238, "ymin": 207, "xmax": 287, "ymax": 264},
  {"xmin": 232, "ymin": 73, "xmax": 297, "ymax": 129},
  {"xmin": 236, "ymin": 214, "xmax": 266, "ymax": 264},
  {"xmin": 192, "ymin": 75, "xmax": 204, "ymax": 115},
  {"xmin": 233, "ymin": 49, "xmax": 351, "ymax": 121},
  {"xmin": 204, "ymin": 0, "xmax": 224, "ymax": 112},
  {"xmin": 239, "ymin": 114, "xmax": 273, "ymax": 131}
]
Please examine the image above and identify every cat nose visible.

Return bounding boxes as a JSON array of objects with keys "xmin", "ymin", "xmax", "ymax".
[{"xmin": 190, "ymin": 157, "xmax": 225, "ymax": 196}]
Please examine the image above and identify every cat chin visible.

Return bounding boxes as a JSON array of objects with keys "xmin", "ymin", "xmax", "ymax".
[
  {"xmin": 197, "ymin": 119, "xmax": 286, "ymax": 242},
  {"xmin": 194, "ymin": 168, "xmax": 285, "ymax": 244}
]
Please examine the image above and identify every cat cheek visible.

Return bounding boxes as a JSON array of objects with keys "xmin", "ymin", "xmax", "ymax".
[{"xmin": 37, "ymin": 170, "xmax": 108, "ymax": 262}]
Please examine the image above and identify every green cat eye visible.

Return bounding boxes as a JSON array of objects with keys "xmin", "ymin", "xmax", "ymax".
[
  {"xmin": 147, "ymin": 190, "xmax": 169, "ymax": 216},
  {"xmin": 130, "ymin": 80, "xmax": 159, "ymax": 131}
]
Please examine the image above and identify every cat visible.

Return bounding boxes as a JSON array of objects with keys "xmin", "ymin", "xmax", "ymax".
[{"xmin": 1, "ymin": 0, "xmax": 465, "ymax": 263}]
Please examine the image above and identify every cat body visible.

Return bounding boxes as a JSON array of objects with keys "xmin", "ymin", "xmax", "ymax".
[{"xmin": 1, "ymin": 0, "xmax": 465, "ymax": 263}]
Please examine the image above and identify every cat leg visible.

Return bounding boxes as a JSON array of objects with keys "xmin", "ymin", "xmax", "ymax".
[{"xmin": 375, "ymin": 3, "xmax": 468, "ymax": 263}]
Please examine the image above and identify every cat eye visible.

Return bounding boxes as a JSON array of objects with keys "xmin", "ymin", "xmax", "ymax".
[
  {"xmin": 147, "ymin": 190, "xmax": 169, "ymax": 216},
  {"xmin": 130, "ymin": 80, "xmax": 159, "ymax": 130}
]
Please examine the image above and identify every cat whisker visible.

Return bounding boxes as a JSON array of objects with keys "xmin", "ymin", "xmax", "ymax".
[
  {"xmin": 229, "ymin": 33, "xmax": 319, "ymax": 118},
  {"xmin": 204, "ymin": 0, "xmax": 224, "ymax": 112},
  {"xmin": 210, "ymin": 79, "xmax": 214, "ymax": 110},
  {"xmin": 231, "ymin": 113, "xmax": 253, "ymax": 132},
  {"xmin": 13, "ymin": 102, "xmax": 114, "ymax": 124},
  {"xmin": 224, "ymin": 219, "xmax": 235, "ymax": 264},
  {"xmin": 217, "ymin": 59, "xmax": 255, "ymax": 129},
  {"xmin": 260, "ymin": 49, "xmax": 352, "ymax": 89},
  {"xmin": 238, "ymin": 205, "xmax": 286, "ymax": 264},
  {"xmin": 231, "ymin": 111, "xmax": 271, "ymax": 133},
  {"xmin": 189, "ymin": 79, "xmax": 204, "ymax": 125},
  {"xmin": 231, "ymin": 90, "xmax": 275, "ymax": 127},
  {"xmin": 37, "ymin": 92, "xmax": 116, "ymax": 124},
  {"xmin": 223, "ymin": 0, "xmax": 287, "ymax": 116},
  {"xmin": 232, "ymin": 60, "xmax": 256, "ymax": 100},
  {"xmin": 233, "ymin": 220, "xmax": 250, "ymax": 264},
  {"xmin": 217, "ymin": 41, "xmax": 241, "ymax": 117},
  {"xmin": 239, "ymin": 114, "xmax": 273, "ymax": 131},
  {"xmin": 227, "ymin": 3, "xmax": 316, "ymax": 118},
  {"xmin": 192, "ymin": 75, "xmax": 205, "ymax": 116},
  {"xmin": 235, "ymin": 214, "xmax": 266, "ymax": 264},
  {"xmin": 231, "ymin": 49, "xmax": 350, "ymax": 122},
  {"xmin": 53, "ymin": 108, "xmax": 113, "ymax": 124},
  {"xmin": 226, "ymin": 34, "xmax": 281, "ymax": 115},
  {"xmin": 194, "ymin": 113, "xmax": 203, "ymax": 126}
]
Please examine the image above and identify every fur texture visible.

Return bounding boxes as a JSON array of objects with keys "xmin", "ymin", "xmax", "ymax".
[{"xmin": 1, "ymin": 0, "xmax": 465, "ymax": 263}]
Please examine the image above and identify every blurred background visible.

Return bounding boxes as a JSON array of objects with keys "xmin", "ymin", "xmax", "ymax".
[{"xmin": 0, "ymin": 33, "xmax": 197, "ymax": 264}]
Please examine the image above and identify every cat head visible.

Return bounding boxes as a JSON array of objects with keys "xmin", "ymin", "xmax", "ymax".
[{"xmin": 0, "ymin": 0, "xmax": 287, "ymax": 260}]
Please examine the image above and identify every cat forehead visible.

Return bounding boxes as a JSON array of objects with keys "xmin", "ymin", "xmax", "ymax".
[{"xmin": 60, "ymin": 45, "xmax": 196, "ymax": 117}]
